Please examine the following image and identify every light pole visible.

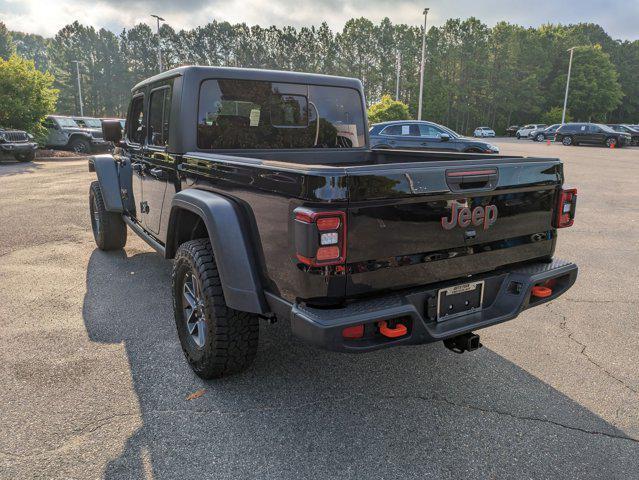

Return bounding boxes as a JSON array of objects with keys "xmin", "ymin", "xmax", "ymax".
[
  {"xmin": 395, "ymin": 51, "xmax": 401, "ymax": 101},
  {"xmin": 417, "ymin": 8, "xmax": 429, "ymax": 120},
  {"xmin": 151, "ymin": 14, "xmax": 165, "ymax": 72},
  {"xmin": 72, "ymin": 60, "xmax": 83, "ymax": 117},
  {"xmin": 561, "ymin": 47, "xmax": 576, "ymax": 124}
]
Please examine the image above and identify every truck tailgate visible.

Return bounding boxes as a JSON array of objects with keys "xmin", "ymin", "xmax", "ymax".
[{"xmin": 344, "ymin": 157, "xmax": 562, "ymax": 296}]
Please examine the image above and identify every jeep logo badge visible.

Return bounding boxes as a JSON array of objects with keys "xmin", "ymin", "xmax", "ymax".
[{"xmin": 441, "ymin": 202, "xmax": 498, "ymax": 230}]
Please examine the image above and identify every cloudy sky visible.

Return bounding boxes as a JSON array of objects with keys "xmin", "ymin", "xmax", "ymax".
[{"xmin": 1, "ymin": 0, "xmax": 638, "ymax": 39}]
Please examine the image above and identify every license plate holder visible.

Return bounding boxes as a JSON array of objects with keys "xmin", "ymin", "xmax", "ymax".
[{"xmin": 437, "ymin": 280, "xmax": 484, "ymax": 321}]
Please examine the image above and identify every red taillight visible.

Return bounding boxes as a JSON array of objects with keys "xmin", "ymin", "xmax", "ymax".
[
  {"xmin": 316, "ymin": 217, "xmax": 340, "ymax": 231},
  {"xmin": 316, "ymin": 246, "xmax": 340, "ymax": 261},
  {"xmin": 293, "ymin": 208, "xmax": 347, "ymax": 266},
  {"xmin": 555, "ymin": 187, "xmax": 577, "ymax": 228}
]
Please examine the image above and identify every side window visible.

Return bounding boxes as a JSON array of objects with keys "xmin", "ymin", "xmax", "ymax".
[
  {"xmin": 382, "ymin": 125, "xmax": 402, "ymax": 135},
  {"xmin": 406, "ymin": 125, "xmax": 420, "ymax": 136},
  {"xmin": 579, "ymin": 125, "xmax": 587, "ymax": 132},
  {"xmin": 391, "ymin": 124, "xmax": 419, "ymax": 136},
  {"xmin": 127, "ymin": 95, "xmax": 145, "ymax": 144},
  {"xmin": 148, "ymin": 87, "xmax": 172, "ymax": 147},
  {"xmin": 43, "ymin": 118, "xmax": 55, "ymax": 129},
  {"xmin": 419, "ymin": 124, "xmax": 443, "ymax": 138}
]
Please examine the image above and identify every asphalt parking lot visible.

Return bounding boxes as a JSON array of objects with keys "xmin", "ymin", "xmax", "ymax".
[{"xmin": 1, "ymin": 140, "xmax": 638, "ymax": 479}]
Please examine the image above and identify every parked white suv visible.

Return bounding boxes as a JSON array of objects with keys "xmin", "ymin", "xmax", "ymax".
[
  {"xmin": 516, "ymin": 124, "xmax": 546, "ymax": 139},
  {"xmin": 473, "ymin": 126, "xmax": 496, "ymax": 137}
]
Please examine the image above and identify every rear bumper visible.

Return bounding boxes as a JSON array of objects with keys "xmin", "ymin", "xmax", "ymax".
[{"xmin": 289, "ymin": 258, "xmax": 577, "ymax": 352}]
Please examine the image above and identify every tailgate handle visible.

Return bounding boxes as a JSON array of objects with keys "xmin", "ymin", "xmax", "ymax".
[{"xmin": 446, "ymin": 169, "xmax": 498, "ymax": 192}]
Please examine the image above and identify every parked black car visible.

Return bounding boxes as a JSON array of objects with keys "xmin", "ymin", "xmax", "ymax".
[
  {"xmin": 530, "ymin": 124, "xmax": 561, "ymax": 142},
  {"xmin": 90, "ymin": 66, "xmax": 578, "ymax": 379},
  {"xmin": 505, "ymin": 125, "xmax": 519, "ymax": 137},
  {"xmin": 0, "ymin": 127, "xmax": 37, "ymax": 162},
  {"xmin": 606, "ymin": 124, "xmax": 639, "ymax": 146},
  {"xmin": 555, "ymin": 123, "xmax": 632, "ymax": 148},
  {"xmin": 369, "ymin": 120, "xmax": 499, "ymax": 153}
]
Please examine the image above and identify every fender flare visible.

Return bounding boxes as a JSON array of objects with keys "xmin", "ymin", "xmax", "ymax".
[
  {"xmin": 67, "ymin": 132, "xmax": 92, "ymax": 144},
  {"xmin": 93, "ymin": 154, "xmax": 123, "ymax": 212},
  {"xmin": 166, "ymin": 189, "xmax": 268, "ymax": 315}
]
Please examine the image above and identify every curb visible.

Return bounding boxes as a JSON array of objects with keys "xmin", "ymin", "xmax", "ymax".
[{"xmin": 36, "ymin": 156, "xmax": 89, "ymax": 162}]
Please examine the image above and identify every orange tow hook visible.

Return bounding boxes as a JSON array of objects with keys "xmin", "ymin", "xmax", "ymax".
[
  {"xmin": 531, "ymin": 285, "xmax": 552, "ymax": 298},
  {"xmin": 378, "ymin": 321, "xmax": 407, "ymax": 338}
]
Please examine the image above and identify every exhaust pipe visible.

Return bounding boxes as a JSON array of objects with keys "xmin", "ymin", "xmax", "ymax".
[{"xmin": 444, "ymin": 333, "xmax": 483, "ymax": 354}]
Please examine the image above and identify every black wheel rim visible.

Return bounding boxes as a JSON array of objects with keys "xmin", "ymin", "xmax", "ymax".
[
  {"xmin": 183, "ymin": 272, "xmax": 207, "ymax": 348},
  {"xmin": 91, "ymin": 196, "xmax": 100, "ymax": 237}
]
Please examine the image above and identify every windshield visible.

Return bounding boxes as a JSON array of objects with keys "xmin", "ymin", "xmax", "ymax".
[
  {"xmin": 75, "ymin": 118, "xmax": 102, "ymax": 128},
  {"xmin": 435, "ymin": 123, "xmax": 461, "ymax": 138},
  {"xmin": 598, "ymin": 124, "xmax": 616, "ymax": 133},
  {"xmin": 55, "ymin": 117, "xmax": 79, "ymax": 128}
]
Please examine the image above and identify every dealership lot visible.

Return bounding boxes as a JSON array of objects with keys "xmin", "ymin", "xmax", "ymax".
[{"xmin": 1, "ymin": 141, "xmax": 638, "ymax": 479}]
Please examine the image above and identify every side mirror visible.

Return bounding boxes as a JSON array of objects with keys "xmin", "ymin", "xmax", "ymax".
[
  {"xmin": 440, "ymin": 133, "xmax": 450, "ymax": 142},
  {"xmin": 102, "ymin": 119, "xmax": 123, "ymax": 143}
]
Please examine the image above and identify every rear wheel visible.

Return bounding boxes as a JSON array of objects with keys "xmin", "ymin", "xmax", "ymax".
[
  {"xmin": 562, "ymin": 136, "xmax": 573, "ymax": 146},
  {"xmin": 172, "ymin": 239, "xmax": 259, "ymax": 379},
  {"xmin": 70, "ymin": 137, "xmax": 91, "ymax": 154},
  {"xmin": 605, "ymin": 137, "xmax": 618, "ymax": 148},
  {"xmin": 535, "ymin": 133, "xmax": 545, "ymax": 142},
  {"xmin": 516, "ymin": 133, "xmax": 521, "ymax": 139},
  {"xmin": 89, "ymin": 181, "xmax": 127, "ymax": 250}
]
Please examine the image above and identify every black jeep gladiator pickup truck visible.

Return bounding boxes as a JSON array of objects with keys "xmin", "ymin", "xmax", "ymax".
[{"xmin": 90, "ymin": 66, "xmax": 578, "ymax": 379}]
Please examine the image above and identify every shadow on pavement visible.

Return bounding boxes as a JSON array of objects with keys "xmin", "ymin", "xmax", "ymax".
[
  {"xmin": 0, "ymin": 159, "xmax": 41, "ymax": 177},
  {"xmin": 82, "ymin": 249, "xmax": 638, "ymax": 479}
]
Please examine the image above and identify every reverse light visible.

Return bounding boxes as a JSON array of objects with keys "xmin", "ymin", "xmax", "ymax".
[
  {"xmin": 320, "ymin": 232, "xmax": 338, "ymax": 245},
  {"xmin": 555, "ymin": 187, "xmax": 577, "ymax": 228},
  {"xmin": 294, "ymin": 208, "xmax": 346, "ymax": 266}
]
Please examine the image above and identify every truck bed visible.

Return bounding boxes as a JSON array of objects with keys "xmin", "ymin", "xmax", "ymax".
[{"xmin": 180, "ymin": 148, "xmax": 563, "ymax": 303}]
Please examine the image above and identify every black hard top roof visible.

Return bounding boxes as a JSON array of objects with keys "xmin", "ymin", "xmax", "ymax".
[{"xmin": 132, "ymin": 65, "xmax": 363, "ymax": 93}]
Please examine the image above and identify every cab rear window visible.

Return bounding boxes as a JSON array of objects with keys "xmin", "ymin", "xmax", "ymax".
[{"xmin": 197, "ymin": 79, "xmax": 365, "ymax": 149}]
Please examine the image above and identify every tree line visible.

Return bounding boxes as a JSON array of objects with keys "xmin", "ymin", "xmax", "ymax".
[{"xmin": 2, "ymin": 17, "xmax": 637, "ymax": 134}]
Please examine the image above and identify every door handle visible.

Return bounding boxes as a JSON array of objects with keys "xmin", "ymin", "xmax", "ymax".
[{"xmin": 149, "ymin": 168, "xmax": 166, "ymax": 179}]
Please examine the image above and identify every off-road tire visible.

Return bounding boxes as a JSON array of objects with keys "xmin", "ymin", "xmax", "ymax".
[
  {"xmin": 14, "ymin": 150, "xmax": 35, "ymax": 162},
  {"xmin": 70, "ymin": 137, "xmax": 91, "ymax": 154},
  {"xmin": 172, "ymin": 239, "xmax": 259, "ymax": 379},
  {"xmin": 89, "ymin": 181, "xmax": 127, "ymax": 250}
]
